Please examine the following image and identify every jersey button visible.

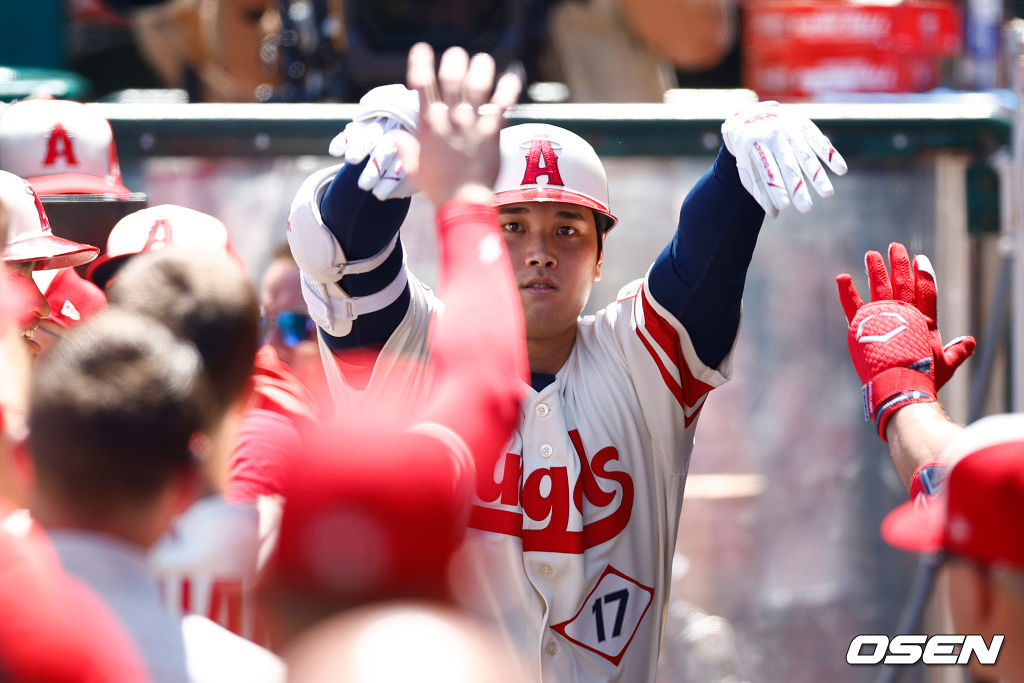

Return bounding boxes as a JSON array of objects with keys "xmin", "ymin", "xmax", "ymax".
[
  {"xmin": 539, "ymin": 563, "xmax": 553, "ymax": 577},
  {"xmin": 545, "ymin": 641, "xmax": 558, "ymax": 656},
  {"xmin": 535, "ymin": 403, "xmax": 550, "ymax": 417},
  {"xmin": 539, "ymin": 444, "xmax": 553, "ymax": 458}
]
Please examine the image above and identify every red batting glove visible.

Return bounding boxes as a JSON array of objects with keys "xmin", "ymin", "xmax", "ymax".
[
  {"xmin": 908, "ymin": 252, "xmax": 976, "ymax": 389},
  {"xmin": 836, "ymin": 243, "xmax": 974, "ymax": 441}
]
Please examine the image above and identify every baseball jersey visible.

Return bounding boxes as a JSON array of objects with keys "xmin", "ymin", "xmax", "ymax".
[
  {"xmin": 149, "ymin": 495, "xmax": 279, "ymax": 643},
  {"xmin": 227, "ymin": 344, "xmax": 319, "ymax": 503},
  {"xmin": 0, "ymin": 503, "xmax": 149, "ymax": 682},
  {"xmin": 359, "ymin": 270, "xmax": 727, "ymax": 681},
  {"xmin": 307, "ymin": 146, "xmax": 763, "ymax": 682}
]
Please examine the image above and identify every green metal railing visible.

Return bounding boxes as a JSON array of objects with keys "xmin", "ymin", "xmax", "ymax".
[{"xmin": 90, "ymin": 95, "xmax": 1012, "ymax": 161}]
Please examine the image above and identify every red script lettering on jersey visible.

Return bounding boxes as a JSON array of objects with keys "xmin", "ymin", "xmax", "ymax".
[{"xmin": 469, "ymin": 429, "xmax": 633, "ymax": 553}]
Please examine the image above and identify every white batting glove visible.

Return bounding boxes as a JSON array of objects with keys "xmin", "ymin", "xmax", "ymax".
[
  {"xmin": 721, "ymin": 101, "xmax": 848, "ymax": 218},
  {"xmin": 328, "ymin": 84, "xmax": 420, "ymax": 200}
]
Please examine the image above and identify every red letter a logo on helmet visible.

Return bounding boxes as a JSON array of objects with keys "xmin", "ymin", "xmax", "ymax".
[
  {"xmin": 521, "ymin": 138, "xmax": 564, "ymax": 187},
  {"xmin": 43, "ymin": 124, "xmax": 78, "ymax": 167},
  {"xmin": 142, "ymin": 219, "xmax": 174, "ymax": 252}
]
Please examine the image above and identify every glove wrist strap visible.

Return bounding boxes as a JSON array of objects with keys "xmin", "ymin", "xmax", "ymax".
[{"xmin": 864, "ymin": 365, "xmax": 937, "ymax": 441}]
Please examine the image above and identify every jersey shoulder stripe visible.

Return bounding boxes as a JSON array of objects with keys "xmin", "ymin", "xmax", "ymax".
[{"xmin": 632, "ymin": 282, "xmax": 718, "ymax": 423}]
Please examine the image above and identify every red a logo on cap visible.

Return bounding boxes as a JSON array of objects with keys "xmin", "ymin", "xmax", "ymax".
[
  {"xmin": 142, "ymin": 219, "xmax": 174, "ymax": 251},
  {"xmin": 43, "ymin": 124, "xmax": 78, "ymax": 167},
  {"xmin": 521, "ymin": 138, "xmax": 564, "ymax": 186}
]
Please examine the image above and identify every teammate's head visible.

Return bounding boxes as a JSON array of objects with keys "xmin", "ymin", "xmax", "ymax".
[
  {"xmin": 493, "ymin": 125, "xmax": 615, "ymax": 350},
  {"xmin": 260, "ymin": 242, "xmax": 315, "ymax": 365},
  {"xmin": 882, "ymin": 414, "xmax": 1024, "ymax": 679},
  {"xmin": 259, "ymin": 418, "xmax": 472, "ymax": 647},
  {"xmin": 0, "ymin": 198, "xmax": 36, "ymax": 507},
  {"xmin": 28, "ymin": 309, "xmax": 206, "ymax": 543},
  {"xmin": 493, "ymin": 122, "xmax": 614, "ymax": 350},
  {"xmin": 0, "ymin": 171, "xmax": 101, "ymax": 355},
  {"xmin": 106, "ymin": 248, "xmax": 260, "ymax": 492},
  {"xmin": 494, "ymin": 123, "xmax": 617, "ymax": 255}
]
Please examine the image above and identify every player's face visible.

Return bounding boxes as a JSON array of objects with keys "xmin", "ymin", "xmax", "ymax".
[
  {"xmin": 7, "ymin": 262, "xmax": 49, "ymax": 357},
  {"xmin": 260, "ymin": 258, "xmax": 323, "ymax": 393},
  {"xmin": 499, "ymin": 201, "xmax": 602, "ymax": 342},
  {"xmin": 260, "ymin": 258, "xmax": 306, "ymax": 365}
]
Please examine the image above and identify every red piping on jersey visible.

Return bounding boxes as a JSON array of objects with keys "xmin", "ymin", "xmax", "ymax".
[
  {"xmin": 180, "ymin": 579, "xmax": 191, "ymax": 615},
  {"xmin": 635, "ymin": 285, "xmax": 714, "ymax": 426}
]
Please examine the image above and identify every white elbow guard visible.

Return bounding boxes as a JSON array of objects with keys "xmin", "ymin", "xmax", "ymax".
[
  {"xmin": 287, "ymin": 164, "xmax": 406, "ymax": 337},
  {"xmin": 300, "ymin": 266, "xmax": 408, "ymax": 338}
]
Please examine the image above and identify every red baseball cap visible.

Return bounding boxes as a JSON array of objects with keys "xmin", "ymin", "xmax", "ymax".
[
  {"xmin": 0, "ymin": 171, "xmax": 99, "ymax": 270},
  {"xmin": 267, "ymin": 417, "xmax": 472, "ymax": 604},
  {"xmin": 0, "ymin": 98, "xmax": 133, "ymax": 199},
  {"xmin": 87, "ymin": 204, "xmax": 243, "ymax": 287},
  {"xmin": 882, "ymin": 414, "xmax": 1024, "ymax": 569},
  {"xmin": 35, "ymin": 267, "xmax": 108, "ymax": 329}
]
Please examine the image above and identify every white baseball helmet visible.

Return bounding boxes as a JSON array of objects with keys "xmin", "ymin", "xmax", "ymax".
[
  {"xmin": 0, "ymin": 171, "xmax": 99, "ymax": 270},
  {"xmin": 493, "ymin": 123, "xmax": 617, "ymax": 229}
]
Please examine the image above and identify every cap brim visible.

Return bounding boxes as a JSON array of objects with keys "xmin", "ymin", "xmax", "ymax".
[
  {"xmin": 881, "ymin": 498, "xmax": 946, "ymax": 553},
  {"xmin": 4, "ymin": 235, "xmax": 99, "ymax": 271},
  {"xmin": 85, "ymin": 252, "xmax": 131, "ymax": 288},
  {"xmin": 495, "ymin": 188, "xmax": 618, "ymax": 227},
  {"xmin": 27, "ymin": 173, "xmax": 133, "ymax": 200}
]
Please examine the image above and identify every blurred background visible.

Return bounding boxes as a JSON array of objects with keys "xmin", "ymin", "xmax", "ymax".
[
  {"xmin": 5, "ymin": 1, "xmax": 1024, "ymax": 681},
  {"xmin": 5, "ymin": 0, "xmax": 1024, "ymax": 104}
]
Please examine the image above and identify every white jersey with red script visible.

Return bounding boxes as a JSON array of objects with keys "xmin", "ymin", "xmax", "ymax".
[
  {"xmin": 325, "ymin": 272, "xmax": 732, "ymax": 682},
  {"xmin": 149, "ymin": 495, "xmax": 281, "ymax": 644}
]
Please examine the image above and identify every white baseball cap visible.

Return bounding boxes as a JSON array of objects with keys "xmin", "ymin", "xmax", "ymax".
[
  {"xmin": 86, "ymin": 204, "xmax": 243, "ymax": 287},
  {"xmin": 0, "ymin": 98, "xmax": 132, "ymax": 199},
  {"xmin": 494, "ymin": 123, "xmax": 617, "ymax": 229},
  {"xmin": 0, "ymin": 171, "xmax": 100, "ymax": 270}
]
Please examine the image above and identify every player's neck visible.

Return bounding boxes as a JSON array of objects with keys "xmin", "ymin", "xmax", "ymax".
[{"xmin": 527, "ymin": 326, "xmax": 577, "ymax": 375}]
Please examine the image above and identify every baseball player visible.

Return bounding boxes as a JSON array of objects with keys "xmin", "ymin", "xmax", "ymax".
[
  {"xmin": 261, "ymin": 43, "xmax": 526, "ymax": 650},
  {"xmin": 0, "ymin": 97, "xmax": 149, "ymax": 355},
  {"xmin": 90, "ymin": 204, "xmax": 315, "ymax": 641},
  {"xmin": 0, "ymin": 170, "xmax": 100, "ymax": 356},
  {"xmin": 107, "ymin": 247, "xmax": 268, "ymax": 642},
  {"xmin": 287, "ymin": 43, "xmax": 846, "ymax": 682}
]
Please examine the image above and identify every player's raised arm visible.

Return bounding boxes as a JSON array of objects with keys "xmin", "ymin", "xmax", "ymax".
[
  {"xmin": 647, "ymin": 102, "xmax": 847, "ymax": 370},
  {"xmin": 391, "ymin": 43, "xmax": 528, "ymax": 457},
  {"xmin": 286, "ymin": 86, "xmax": 419, "ymax": 353},
  {"xmin": 836, "ymin": 242, "xmax": 975, "ymax": 490}
]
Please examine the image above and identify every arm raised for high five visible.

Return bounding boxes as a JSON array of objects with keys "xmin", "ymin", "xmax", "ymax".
[
  {"xmin": 393, "ymin": 44, "xmax": 528, "ymax": 459},
  {"xmin": 836, "ymin": 242, "xmax": 975, "ymax": 489},
  {"xmin": 648, "ymin": 102, "xmax": 847, "ymax": 370}
]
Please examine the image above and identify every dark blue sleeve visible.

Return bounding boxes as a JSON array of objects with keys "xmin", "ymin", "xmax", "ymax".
[
  {"xmin": 647, "ymin": 146, "xmax": 765, "ymax": 369},
  {"xmin": 317, "ymin": 160, "xmax": 412, "ymax": 351}
]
